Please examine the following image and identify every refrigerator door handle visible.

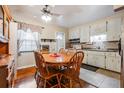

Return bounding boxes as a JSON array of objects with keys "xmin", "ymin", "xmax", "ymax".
[{"xmin": 119, "ymin": 38, "xmax": 121, "ymax": 55}]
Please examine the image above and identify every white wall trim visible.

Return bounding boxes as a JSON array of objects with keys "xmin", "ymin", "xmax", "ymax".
[{"xmin": 17, "ymin": 64, "xmax": 35, "ymax": 70}]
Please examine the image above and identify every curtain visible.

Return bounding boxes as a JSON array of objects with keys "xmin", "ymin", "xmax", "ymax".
[{"xmin": 17, "ymin": 22, "xmax": 43, "ymax": 32}]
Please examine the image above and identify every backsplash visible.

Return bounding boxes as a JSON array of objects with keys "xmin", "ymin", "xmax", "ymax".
[{"xmin": 72, "ymin": 41, "xmax": 119, "ymax": 50}]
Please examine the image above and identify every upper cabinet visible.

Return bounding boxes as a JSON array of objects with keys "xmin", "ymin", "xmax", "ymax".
[
  {"xmin": 106, "ymin": 18, "xmax": 121, "ymax": 41},
  {"xmin": 90, "ymin": 21, "xmax": 106, "ymax": 36},
  {"xmin": 90, "ymin": 20, "xmax": 107, "ymax": 42},
  {"xmin": 69, "ymin": 27, "xmax": 80, "ymax": 39},
  {"xmin": 80, "ymin": 25, "xmax": 90, "ymax": 43},
  {"xmin": 69, "ymin": 14, "xmax": 122, "ymax": 42}
]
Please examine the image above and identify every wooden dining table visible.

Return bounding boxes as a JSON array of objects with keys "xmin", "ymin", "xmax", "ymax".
[{"xmin": 42, "ymin": 53, "xmax": 73, "ymax": 66}]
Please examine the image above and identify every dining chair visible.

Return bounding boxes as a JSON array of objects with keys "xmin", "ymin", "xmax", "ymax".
[
  {"xmin": 60, "ymin": 51, "xmax": 84, "ymax": 88},
  {"xmin": 34, "ymin": 51, "xmax": 61, "ymax": 88},
  {"xmin": 66, "ymin": 48, "xmax": 77, "ymax": 56},
  {"xmin": 59, "ymin": 48, "xmax": 66, "ymax": 54}
]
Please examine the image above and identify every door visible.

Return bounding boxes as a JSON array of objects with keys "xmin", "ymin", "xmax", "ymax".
[{"xmin": 56, "ymin": 32, "xmax": 65, "ymax": 52}]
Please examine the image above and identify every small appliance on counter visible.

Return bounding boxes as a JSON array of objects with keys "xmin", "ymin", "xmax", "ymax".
[{"xmin": 72, "ymin": 44, "xmax": 82, "ymax": 50}]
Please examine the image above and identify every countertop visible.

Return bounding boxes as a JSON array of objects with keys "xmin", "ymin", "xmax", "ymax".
[{"xmin": 76, "ymin": 48, "xmax": 119, "ymax": 52}]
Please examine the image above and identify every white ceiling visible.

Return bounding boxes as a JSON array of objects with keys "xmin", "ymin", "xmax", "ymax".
[{"xmin": 8, "ymin": 5, "xmax": 115, "ymax": 28}]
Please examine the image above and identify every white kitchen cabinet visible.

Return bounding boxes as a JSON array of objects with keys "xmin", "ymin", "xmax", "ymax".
[
  {"xmin": 87, "ymin": 53, "xmax": 96, "ymax": 66},
  {"xmin": 105, "ymin": 52, "xmax": 121, "ymax": 72},
  {"xmin": 115, "ymin": 53, "xmax": 121, "ymax": 72},
  {"xmin": 80, "ymin": 26, "xmax": 90, "ymax": 42},
  {"xmin": 90, "ymin": 21, "xmax": 107, "ymax": 42},
  {"xmin": 106, "ymin": 18, "xmax": 121, "ymax": 41},
  {"xmin": 95, "ymin": 55, "xmax": 105, "ymax": 68},
  {"xmin": 106, "ymin": 56, "xmax": 115, "ymax": 71},
  {"xmin": 91, "ymin": 21, "xmax": 106, "ymax": 36},
  {"xmin": 69, "ymin": 27, "xmax": 80, "ymax": 39},
  {"xmin": 87, "ymin": 51, "xmax": 106, "ymax": 68}
]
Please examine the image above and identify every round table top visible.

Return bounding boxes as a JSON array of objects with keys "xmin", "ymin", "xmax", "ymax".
[{"xmin": 42, "ymin": 53, "xmax": 73, "ymax": 65}]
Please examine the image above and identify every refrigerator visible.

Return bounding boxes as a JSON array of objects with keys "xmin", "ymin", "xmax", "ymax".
[{"xmin": 120, "ymin": 17, "xmax": 124, "ymax": 88}]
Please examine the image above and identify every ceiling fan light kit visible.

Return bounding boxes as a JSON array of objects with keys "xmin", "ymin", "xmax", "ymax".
[
  {"xmin": 41, "ymin": 14, "xmax": 52, "ymax": 22},
  {"xmin": 40, "ymin": 5, "xmax": 61, "ymax": 22}
]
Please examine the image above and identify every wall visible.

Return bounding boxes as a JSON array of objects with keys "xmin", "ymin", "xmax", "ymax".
[{"xmin": 39, "ymin": 24, "xmax": 68, "ymax": 42}]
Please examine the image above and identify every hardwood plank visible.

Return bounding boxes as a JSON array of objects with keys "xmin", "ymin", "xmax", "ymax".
[{"xmin": 16, "ymin": 66, "xmax": 36, "ymax": 80}]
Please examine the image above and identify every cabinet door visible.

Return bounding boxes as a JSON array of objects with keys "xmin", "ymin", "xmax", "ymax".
[
  {"xmin": 115, "ymin": 53, "xmax": 121, "ymax": 72},
  {"xmin": 106, "ymin": 56, "xmax": 115, "ymax": 71},
  {"xmin": 106, "ymin": 56, "xmax": 121, "ymax": 72},
  {"xmin": 90, "ymin": 21, "xmax": 107, "ymax": 42},
  {"xmin": 69, "ymin": 27, "xmax": 80, "ymax": 39},
  {"xmin": 87, "ymin": 54, "xmax": 96, "ymax": 66},
  {"xmin": 71, "ymin": 30, "xmax": 75, "ymax": 39},
  {"xmin": 73, "ymin": 27, "xmax": 80, "ymax": 39},
  {"xmin": 99, "ymin": 21, "xmax": 106, "ymax": 35},
  {"xmin": 107, "ymin": 18, "xmax": 121, "ymax": 41},
  {"xmin": 75, "ymin": 27, "xmax": 80, "ymax": 38},
  {"xmin": 90, "ymin": 24, "xmax": 96, "ymax": 36},
  {"xmin": 80, "ymin": 26, "xmax": 90, "ymax": 42},
  {"xmin": 95, "ymin": 55, "xmax": 105, "ymax": 68},
  {"xmin": 114, "ymin": 57, "xmax": 121, "ymax": 72}
]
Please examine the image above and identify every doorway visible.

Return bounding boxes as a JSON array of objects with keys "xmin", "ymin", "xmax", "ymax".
[{"xmin": 56, "ymin": 32, "xmax": 65, "ymax": 52}]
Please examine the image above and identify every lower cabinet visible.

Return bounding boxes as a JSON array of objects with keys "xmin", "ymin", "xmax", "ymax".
[
  {"xmin": 105, "ymin": 52, "xmax": 121, "ymax": 72},
  {"xmin": 87, "ymin": 52, "xmax": 105, "ymax": 68},
  {"xmin": 87, "ymin": 54, "xmax": 96, "ymax": 66},
  {"xmin": 106, "ymin": 56, "xmax": 116, "ymax": 71},
  {"xmin": 95, "ymin": 55, "xmax": 105, "ymax": 68},
  {"xmin": 83, "ymin": 51, "xmax": 121, "ymax": 73}
]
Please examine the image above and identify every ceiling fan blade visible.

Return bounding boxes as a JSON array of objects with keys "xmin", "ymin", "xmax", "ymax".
[{"xmin": 51, "ymin": 12, "xmax": 62, "ymax": 16}]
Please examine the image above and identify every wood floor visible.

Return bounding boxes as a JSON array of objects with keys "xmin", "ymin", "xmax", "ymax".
[{"xmin": 14, "ymin": 66, "xmax": 96, "ymax": 88}]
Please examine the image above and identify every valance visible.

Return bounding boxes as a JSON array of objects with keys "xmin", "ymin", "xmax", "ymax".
[{"xmin": 18, "ymin": 22, "xmax": 43, "ymax": 32}]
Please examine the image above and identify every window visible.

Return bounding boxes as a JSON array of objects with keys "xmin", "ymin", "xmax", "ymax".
[{"xmin": 18, "ymin": 28, "xmax": 40, "ymax": 52}]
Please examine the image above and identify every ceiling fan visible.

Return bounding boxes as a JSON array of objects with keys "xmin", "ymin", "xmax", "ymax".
[
  {"xmin": 41, "ymin": 5, "xmax": 61, "ymax": 16},
  {"xmin": 40, "ymin": 5, "xmax": 61, "ymax": 22}
]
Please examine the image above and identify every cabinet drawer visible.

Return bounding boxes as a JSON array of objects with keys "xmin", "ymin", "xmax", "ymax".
[
  {"xmin": 106, "ymin": 52, "xmax": 116, "ymax": 56},
  {"xmin": 88, "ymin": 51, "xmax": 105, "ymax": 55}
]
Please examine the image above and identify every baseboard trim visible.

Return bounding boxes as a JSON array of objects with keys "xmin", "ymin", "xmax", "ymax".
[{"xmin": 17, "ymin": 65, "xmax": 35, "ymax": 70}]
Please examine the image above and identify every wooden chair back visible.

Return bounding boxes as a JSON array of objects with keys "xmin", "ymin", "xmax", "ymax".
[
  {"xmin": 34, "ymin": 51, "xmax": 48, "ymax": 76},
  {"xmin": 59, "ymin": 48, "xmax": 66, "ymax": 54},
  {"xmin": 66, "ymin": 48, "xmax": 77, "ymax": 56},
  {"xmin": 68, "ymin": 51, "xmax": 84, "ymax": 76}
]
